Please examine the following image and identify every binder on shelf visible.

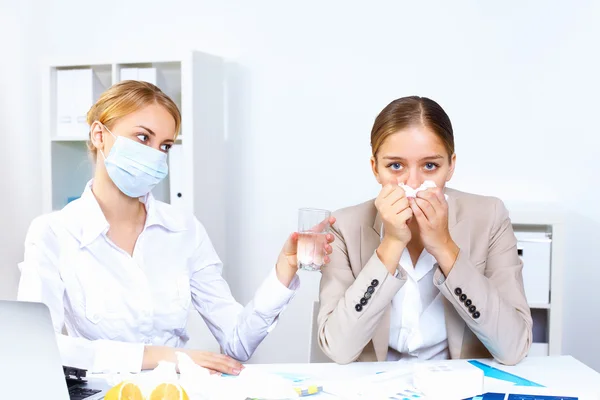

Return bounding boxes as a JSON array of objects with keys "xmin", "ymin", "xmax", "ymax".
[
  {"xmin": 120, "ymin": 67, "xmax": 165, "ymax": 89},
  {"xmin": 56, "ymin": 70, "xmax": 75, "ymax": 137},
  {"xmin": 120, "ymin": 67, "xmax": 138, "ymax": 81},
  {"xmin": 55, "ymin": 69, "xmax": 105, "ymax": 139},
  {"xmin": 140, "ymin": 68, "xmax": 166, "ymax": 91}
]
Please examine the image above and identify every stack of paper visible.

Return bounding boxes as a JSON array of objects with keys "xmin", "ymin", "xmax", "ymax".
[{"xmin": 413, "ymin": 361, "xmax": 484, "ymax": 399}]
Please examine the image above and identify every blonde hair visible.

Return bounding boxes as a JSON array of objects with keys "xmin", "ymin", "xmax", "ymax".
[{"xmin": 86, "ymin": 80, "xmax": 181, "ymax": 156}]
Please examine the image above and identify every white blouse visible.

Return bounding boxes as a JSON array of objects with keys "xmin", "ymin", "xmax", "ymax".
[
  {"xmin": 17, "ymin": 181, "xmax": 299, "ymax": 373},
  {"xmin": 387, "ymin": 248, "xmax": 449, "ymax": 361},
  {"xmin": 379, "ymin": 225, "xmax": 449, "ymax": 361}
]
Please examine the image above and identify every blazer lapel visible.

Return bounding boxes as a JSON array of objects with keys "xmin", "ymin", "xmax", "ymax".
[
  {"xmin": 360, "ymin": 211, "xmax": 383, "ymax": 268},
  {"xmin": 445, "ymin": 189, "xmax": 470, "ymax": 359}
]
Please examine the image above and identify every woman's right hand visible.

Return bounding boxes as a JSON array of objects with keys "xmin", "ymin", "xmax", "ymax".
[
  {"xmin": 374, "ymin": 183, "xmax": 413, "ymax": 273},
  {"xmin": 375, "ymin": 183, "xmax": 413, "ymax": 244},
  {"xmin": 143, "ymin": 346, "xmax": 244, "ymax": 375},
  {"xmin": 187, "ymin": 350, "xmax": 244, "ymax": 375}
]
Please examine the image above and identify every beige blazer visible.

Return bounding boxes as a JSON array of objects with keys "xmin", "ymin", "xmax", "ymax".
[{"xmin": 317, "ymin": 188, "xmax": 533, "ymax": 366}]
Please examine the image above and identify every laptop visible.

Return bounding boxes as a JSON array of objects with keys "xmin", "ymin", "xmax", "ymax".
[{"xmin": 0, "ymin": 300, "xmax": 110, "ymax": 399}]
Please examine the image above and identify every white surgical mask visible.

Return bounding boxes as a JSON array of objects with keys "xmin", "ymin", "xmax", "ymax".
[{"xmin": 98, "ymin": 124, "xmax": 168, "ymax": 198}]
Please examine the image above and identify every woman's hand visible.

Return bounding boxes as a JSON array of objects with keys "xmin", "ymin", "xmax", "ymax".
[
  {"xmin": 375, "ymin": 183, "xmax": 413, "ymax": 244},
  {"xmin": 143, "ymin": 346, "xmax": 244, "ymax": 375},
  {"xmin": 410, "ymin": 187, "xmax": 459, "ymax": 275},
  {"xmin": 186, "ymin": 350, "xmax": 245, "ymax": 375},
  {"xmin": 374, "ymin": 183, "xmax": 413, "ymax": 274},
  {"xmin": 275, "ymin": 217, "xmax": 336, "ymax": 287}
]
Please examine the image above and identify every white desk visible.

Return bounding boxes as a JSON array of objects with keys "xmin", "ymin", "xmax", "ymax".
[
  {"xmin": 91, "ymin": 356, "xmax": 600, "ymax": 399},
  {"xmin": 245, "ymin": 356, "xmax": 600, "ymax": 399}
]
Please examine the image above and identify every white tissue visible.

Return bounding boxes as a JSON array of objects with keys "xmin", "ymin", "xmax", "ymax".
[{"xmin": 399, "ymin": 180, "xmax": 449, "ymax": 200}]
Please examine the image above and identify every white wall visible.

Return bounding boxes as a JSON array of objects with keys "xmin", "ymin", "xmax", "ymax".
[
  {"xmin": 2, "ymin": 0, "xmax": 599, "ymax": 370},
  {"xmin": 0, "ymin": 0, "xmax": 42, "ymax": 300}
]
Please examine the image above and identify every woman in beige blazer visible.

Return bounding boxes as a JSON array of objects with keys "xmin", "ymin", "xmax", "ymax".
[{"xmin": 318, "ymin": 96, "xmax": 532, "ymax": 366}]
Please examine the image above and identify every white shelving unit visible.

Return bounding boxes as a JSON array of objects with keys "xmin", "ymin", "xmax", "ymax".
[
  {"xmin": 40, "ymin": 51, "xmax": 227, "ymax": 353},
  {"xmin": 41, "ymin": 51, "xmax": 226, "ymax": 256},
  {"xmin": 507, "ymin": 204, "xmax": 565, "ymax": 357}
]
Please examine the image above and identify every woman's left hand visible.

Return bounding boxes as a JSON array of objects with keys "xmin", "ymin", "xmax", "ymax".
[
  {"xmin": 409, "ymin": 188, "xmax": 459, "ymax": 275},
  {"xmin": 275, "ymin": 216, "xmax": 336, "ymax": 287}
]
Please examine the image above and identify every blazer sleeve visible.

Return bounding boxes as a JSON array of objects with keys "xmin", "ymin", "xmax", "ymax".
[
  {"xmin": 317, "ymin": 219, "xmax": 405, "ymax": 364},
  {"xmin": 433, "ymin": 198, "xmax": 533, "ymax": 365}
]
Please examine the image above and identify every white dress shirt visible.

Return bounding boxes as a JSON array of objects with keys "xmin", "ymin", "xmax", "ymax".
[
  {"xmin": 17, "ymin": 181, "xmax": 299, "ymax": 373},
  {"xmin": 380, "ymin": 227, "xmax": 449, "ymax": 361}
]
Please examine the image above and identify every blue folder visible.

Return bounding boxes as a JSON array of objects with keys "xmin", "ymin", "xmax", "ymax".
[
  {"xmin": 465, "ymin": 361, "xmax": 577, "ymax": 400},
  {"xmin": 468, "ymin": 394, "xmax": 577, "ymax": 400}
]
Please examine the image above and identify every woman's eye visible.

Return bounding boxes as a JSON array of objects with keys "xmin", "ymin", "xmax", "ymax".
[
  {"xmin": 389, "ymin": 163, "xmax": 402, "ymax": 171},
  {"xmin": 136, "ymin": 134, "xmax": 149, "ymax": 143},
  {"xmin": 160, "ymin": 144, "xmax": 172, "ymax": 152},
  {"xmin": 424, "ymin": 162, "xmax": 438, "ymax": 171}
]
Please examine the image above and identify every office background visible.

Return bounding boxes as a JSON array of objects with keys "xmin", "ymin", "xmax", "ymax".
[{"xmin": 0, "ymin": 0, "xmax": 598, "ymax": 371}]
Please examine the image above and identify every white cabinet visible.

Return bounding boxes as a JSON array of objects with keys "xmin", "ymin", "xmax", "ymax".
[
  {"xmin": 509, "ymin": 205, "xmax": 565, "ymax": 358},
  {"xmin": 515, "ymin": 231, "xmax": 552, "ymax": 305}
]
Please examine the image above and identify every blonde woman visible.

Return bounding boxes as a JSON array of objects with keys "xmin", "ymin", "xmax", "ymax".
[
  {"xmin": 318, "ymin": 96, "xmax": 532, "ymax": 366},
  {"xmin": 18, "ymin": 80, "xmax": 335, "ymax": 374}
]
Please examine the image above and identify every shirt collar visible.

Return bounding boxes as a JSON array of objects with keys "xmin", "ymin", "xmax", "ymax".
[
  {"xmin": 400, "ymin": 248, "xmax": 436, "ymax": 281},
  {"xmin": 78, "ymin": 182, "xmax": 109, "ymax": 248},
  {"xmin": 377, "ymin": 215, "xmax": 436, "ymax": 281},
  {"xmin": 76, "ymin": 180, "xmax": 187, "ymax": 248},
  {"xmin": 142, "ymin": 190, "xmax": 187, "ymax": 233}
]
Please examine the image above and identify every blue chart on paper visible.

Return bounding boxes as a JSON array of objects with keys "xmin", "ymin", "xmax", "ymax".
[
  {"xmin": 467, "ymin": 360, "xmax": 544, "ymax": 387},
  {"xmin": 385, "ymin": 389, "xmax": 423, "ymax": 400},
  {"xmin": 463, "ymin": 361, "xmax": 577, "ymax": 400},
  {"xmin": 468, "ymin": 394, "xmax": 577, "ymax": 400}
]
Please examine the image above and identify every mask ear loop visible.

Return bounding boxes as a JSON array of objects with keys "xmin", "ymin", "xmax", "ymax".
[{"xmin": 92, "ymin": 122, "xmax": 115, "ymax": 160}]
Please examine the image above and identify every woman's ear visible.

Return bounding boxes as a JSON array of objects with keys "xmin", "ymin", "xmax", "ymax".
[
  {"xmin": 89, "ymin": 121, "xmax": 105, "ymax": 151},
  {"xmin": 446, "ymin": 153, "xmax": 457, "ymax": 182},
  {"xmin": 371, "ymin": 156, "xmax": 382, "ymax": 184}
]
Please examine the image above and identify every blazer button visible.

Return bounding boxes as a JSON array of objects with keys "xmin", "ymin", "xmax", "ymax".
[
  {"xmin": 364, "ymin": 292, "xmax": 372, "ymax": 300},
  {"xmin": 473, "ymin": 311, "xmax": 481, "ymax": 319},
  {"xmin": 360, "ymin": 298, "xmax": 368, "ymax": 306},
  {"xmin": 469, "ymin": 305, "xmax": 477, "ymax": 314},
  {"xmin": 454, "ymin": 288, "xmax": 462, "ymax": 295},
  {"xmin": 355, "ymin": 304, "xmax": 363, "ymax": 312},
  {"xmin": 371, "ymin": 279, "xmax": 379, "ymax": 287},
  {"xmin": 366, "ymin": 286, "xmax": 375, "ymax": 294},
  {"xmin": 465, "ymin": 299, "xmax": 472, "ymax": 307},
  {"xmin": 460, "ymin": 294, "xmax": 467, "ymax": 302}
]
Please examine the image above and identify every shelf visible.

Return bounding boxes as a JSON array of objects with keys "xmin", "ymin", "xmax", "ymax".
[
  {"xmin": 52, "ymin": 136, "xmax": 89, "ymax": 142},
  {"xmin": 55, "ymin": 64, "xmax": 112, "ymax": 89},
  {"xmin": 529, "ymin": 303, "xmax": 551, "ymax": 309}
]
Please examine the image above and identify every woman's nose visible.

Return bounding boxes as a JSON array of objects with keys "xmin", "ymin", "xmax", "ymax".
[{"xmin": 404, "ymin": 170, "xmax": 422, "ymax": 189}]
